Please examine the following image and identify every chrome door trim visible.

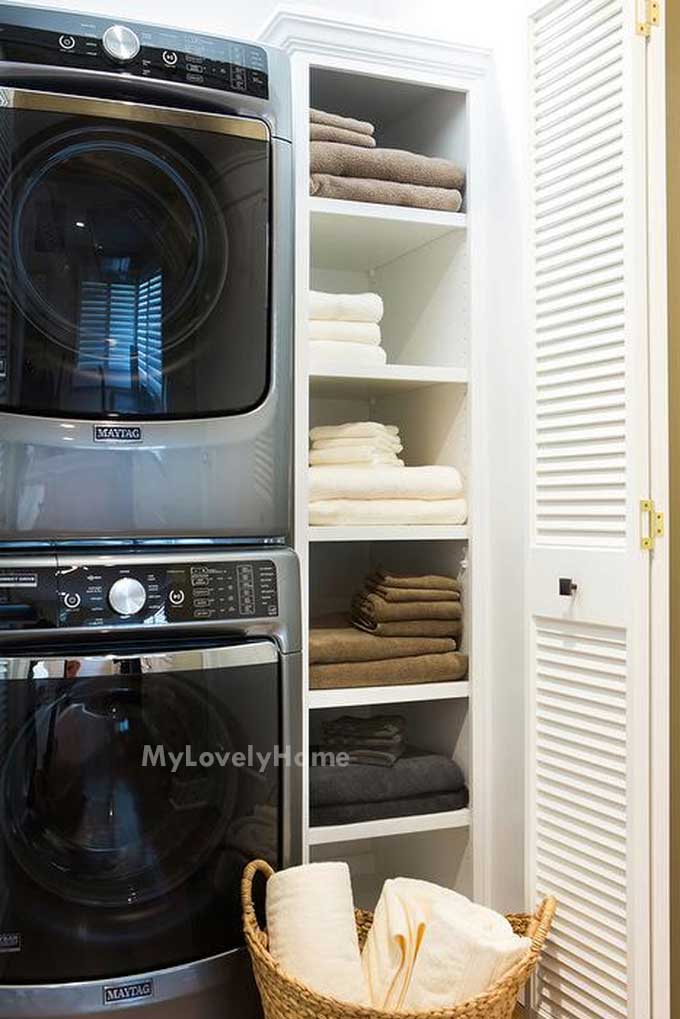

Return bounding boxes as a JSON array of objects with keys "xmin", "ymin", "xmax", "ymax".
[
  {"xmin": 0, "ymin": 640, "xmax": 278, "ymax": 679},
  {"xmin": 0, "ymin": 85, "xmax": 270, "ymax": 140}
]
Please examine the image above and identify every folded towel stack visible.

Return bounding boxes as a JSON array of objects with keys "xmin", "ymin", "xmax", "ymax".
[
  {"xmin": 309, "ymin": 107, "xmax": 465, "ymax": 211},
  {"xmin": 321, "ymin": 714, "xmax": 407, "ymax": 767},
  {"xmin": 308, "ymin": 424, "xmax": 468, "ymax": 524},
  {"xmin": 310, "ymin": 420, "xmax": 402, "ymax": 468},
  {"xmin": 310, "ymin": 741, "xmax": 469, "ymax": 826},
  {"xmin": 309, "ymin": 289, "xmax": 388, "ymax": 371}
]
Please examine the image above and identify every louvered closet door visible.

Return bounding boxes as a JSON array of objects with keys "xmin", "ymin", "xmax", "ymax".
[{"xmin": 528, "ymin": 2, "xmax": 651, "ymax": 1018}]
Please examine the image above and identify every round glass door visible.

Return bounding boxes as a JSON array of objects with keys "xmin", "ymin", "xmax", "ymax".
[{"xmin": 1, "ymin": 670, "xmax": 237, "ymax": 908}]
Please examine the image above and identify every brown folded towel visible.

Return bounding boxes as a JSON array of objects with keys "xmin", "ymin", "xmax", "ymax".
[
  {"xmin": 352, "ymin": 592, "xmax": 463, "ymax": 623},
  {"xmin": 310, "ymin": 175, "xmax": 463, "ymax": 212},
  {"xmin": 365, "ymin": 582, "xmax": 460, "ymax": 603},
  {"xmin": 373, "ymin": 570, "xmax": 461, "ymax": 592},
  {"xmin": 310, "ymin": 108, "xmax": 375, "ymax": 136},
  {"xmin": 310, "ymin": 123, "xmax": 376, "ymax": 148},
  {"xmin": 309, "ymin": 624, "xmax": 456, "ymax": 665},
  {"xmin": 353, "ymin": 618, "xmax": 463, "ymax": 639},
  {"xmin": 310, "ymin": 652, "xmax": 468, "ymax": 690},
  {"xmin": 310, "ymin": 142, "xmax": 465, "ymax": 190}
]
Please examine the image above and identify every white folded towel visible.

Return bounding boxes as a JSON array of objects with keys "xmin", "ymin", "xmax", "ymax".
[
  {"xmin": 313, "ymin": 436, "xmax": 403, "ymax": 452},
  {"xmin": 309, "ymin": 447, "xmax": 404, "ymax": 466},
  {"xmin": 309, "ymin": 465, "xmax": 464, "ymax": 502},
  {"xmin": 310, "ymin": 341, "xmax": 387, "ymax": 370},
  {"xmin": 309, "ymin": 320, "xmax": 382, "ymax": 345},
  {"xmin": 309, "ymin": 498, "xmax": 468, "ymax": 526},
  {"xmin": 310, "ymin": 290, "xmax": 384, "ymax": 323},
  {"xmin": 266, "ymin": 862, "xmax": 368, "ymax": 1005},
  {"xmin": 362, "ymin": 878, "xmax": 531, "ymax": 1011},
  {"xmin": 310, "ymin": 422, "xmax": 399, "ymax": 440}
]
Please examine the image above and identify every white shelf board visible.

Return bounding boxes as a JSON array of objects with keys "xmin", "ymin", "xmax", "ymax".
[
  {"xmin": 308, "ymin": 525, "xmax": 469, "ymax": 542},
  {"xmin": 308, "ymin": 808, "xmax": 471, "ymax": 846},
  {"xmin": 309, "ymin": 197, "xmax": 466, "ymax": 271},
  {"xmin": 309, "ymin": 681, "xmax": 470, "ymax": 709},
  {"xmin": 309, "ymin": 364, "xmax": 467, "ymax": 398}
]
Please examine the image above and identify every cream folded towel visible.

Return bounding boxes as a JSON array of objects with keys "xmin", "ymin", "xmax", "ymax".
[
  {"xmin": 309, "ymin": 320, "xmax": 382, "ymax": 345},
  {"xmin": 310, "ymin": 341, "xmax": 387, "ymax": 369},
  {"xmin": 266, "ymin": 862, "xmax": 367, "ymax": 1005},
  {"xmin": 362, "ymin": 878, "xmax": 531, "ymax": 1011},
  {"xmin": 310, "ymin": 291, "xmax": 384, "ymax": 323},
  {"xmin": 309, "ymin": 465, "xmax": 463, "ymax": 502},
  {"xmin": 309, "ymin": 498, "xmax": 468, "ymax": 526},
  {"xmin": 313, "ymin": 436, "xmax": 403, "ymax": 453},
  {"xmin": 309, "ymin": 447, "xmax": 404, "ymax": 466},
  {"xmin": 310, "ymin": 422, "xmax": 399, "ymax": 440}
]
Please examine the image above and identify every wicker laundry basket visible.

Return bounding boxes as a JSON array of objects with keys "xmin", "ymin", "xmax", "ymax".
[{"xmin": 241, "ymin": 859, "xmax": 556, "ymax": 1019}]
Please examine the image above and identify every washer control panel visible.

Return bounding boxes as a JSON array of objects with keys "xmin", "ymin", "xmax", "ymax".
[
  {"xmin": 56, "ymin": 559, "xmax": 278, "ymax": 627},
  {"xmin": 0, "ymin": 12, "xmax": 269, "ymax": 98}
]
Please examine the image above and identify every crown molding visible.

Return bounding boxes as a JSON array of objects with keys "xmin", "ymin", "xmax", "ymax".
[{"xmin": 259, "ymin": 7, "xmax": 491, "ymax": 81}]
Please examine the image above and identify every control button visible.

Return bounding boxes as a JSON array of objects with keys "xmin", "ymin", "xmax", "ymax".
[
  {"xmin": 63, "ymin": 592, "xmax": 81, "ymax": 609},
  {"xmin": 186, "ymin": 72, "xmax": 204, "ymax": 84},
  {"xmin": 109, "ymin": 577, "xmax": 147, "ymax": 616},
  {"xmin": 162, "ymin": 49, "xmax": 178, "ymax": 66},
  {"xmin": 102, "ymin": 24, "xmax": 140, "ymax": 63},
  {"xmin": 169, "ymin": 589, "xmax": 185, "ymax": 606},
  {"xmin": 194, "ymin": 609, "xmax": 212, "ymax": 618},
  {"xmin": 59, "ymin": 34, "xmax": 76, "ymax": 51}
]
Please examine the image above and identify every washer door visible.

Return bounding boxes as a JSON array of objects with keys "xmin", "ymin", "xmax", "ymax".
[
  {"xmin": 0, "ymin": 88, "xmax": 270, "ymax": 419},
  {"xmin": 0, "ymin": 641, "xmax": 280, "ymax": 983}
]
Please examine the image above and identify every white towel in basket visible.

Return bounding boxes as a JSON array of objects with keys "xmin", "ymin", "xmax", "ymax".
[{"xmin": 266, "ymin": 862, "xmax": 368, "ymax": 1006}]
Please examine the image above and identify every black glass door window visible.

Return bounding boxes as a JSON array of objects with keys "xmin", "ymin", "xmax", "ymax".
[
  {"xmin": 0, "ymin": 94, "xmax": 270, "ymax": 419},
  {"xmin": 0, "ymin": 644, "xmax": 280, "ymax": 983}
]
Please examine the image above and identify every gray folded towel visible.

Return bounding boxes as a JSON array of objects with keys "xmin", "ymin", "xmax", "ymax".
[
  {"xmin": 310, "ymin": 746, "xmax": 466, "ymax": 807},
  {"xmin": 310, "ymin": 123, "xmax": 376, "ymax": 148},
  {"xmin": 310, "ymin": 142, "xmax": 465, "ymax": 190},
  {"xmin": 310, "ymin": 175, "xmax": 463, "ymax": 212},
  {"xmin": 310, "ymin": 787, "xmax": 469, "ymax": 826},
  {"xmin": 322, "ymin": 714, "xmax": 406, "ymax": 744},
  {"xmin": 310, "ymin": 107, "xmax": 374, "ymax": 136}
]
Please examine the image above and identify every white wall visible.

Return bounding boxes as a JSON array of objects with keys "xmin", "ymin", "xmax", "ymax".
[{"xmin": 35, "ymin": 0, "xmax": 531, "ymax": 912}]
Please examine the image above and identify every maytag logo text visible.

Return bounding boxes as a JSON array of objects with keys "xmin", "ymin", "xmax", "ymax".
[
  {"xmin": 93, "ymin": 425, "xmax": 143, "ymax": 443},
  {"xmin": 103, "ymin": 980, "xmax": 154, "ymax": 1005}
]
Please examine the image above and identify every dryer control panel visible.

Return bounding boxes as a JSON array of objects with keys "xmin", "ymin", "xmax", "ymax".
[
  {"xmin": 0, "ymin": 8, "xmax": 269, "ymax": 98},
  {"xmin": 0, "ymin": 557, "xmax": 279, "ymax": 630}
]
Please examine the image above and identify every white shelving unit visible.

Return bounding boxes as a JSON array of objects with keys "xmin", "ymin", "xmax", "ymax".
[
  {"xmin": 308, "ymin": 808, "xmax": 472, "ymax": 847},
  {"xmin": 262, "ymin": 12, "xmax": 491, "ymax": 910}
]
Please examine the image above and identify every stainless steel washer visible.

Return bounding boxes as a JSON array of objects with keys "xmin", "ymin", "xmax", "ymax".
[{"xmin": 0, "ymin": 547, "xmax": 302, "ymax": 1017}]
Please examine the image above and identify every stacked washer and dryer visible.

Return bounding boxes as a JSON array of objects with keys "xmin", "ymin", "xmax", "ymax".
[{"xmin": 0, "ymin": 5, "xmax": 300, "ymax": 1017}]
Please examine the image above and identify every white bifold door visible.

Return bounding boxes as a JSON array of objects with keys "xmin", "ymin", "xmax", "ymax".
[{"xmin": 528, "ymin": 1, "xmax": 667, "ymax": 1017}]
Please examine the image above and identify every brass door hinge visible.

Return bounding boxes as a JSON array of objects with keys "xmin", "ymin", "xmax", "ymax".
[
  {"xmin": 641, "ymin": 499, "xmax": 665, "ymax": 551},
  {"xmin": 637, "ymin": 0, "xmax": 660, "ymax": 36}
]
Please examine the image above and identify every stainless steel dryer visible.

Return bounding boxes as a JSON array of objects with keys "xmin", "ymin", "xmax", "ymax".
[
  {"xmin": 0, "ymin": 4, "xmax": 294, "ymax": 545},
  {"xmin": 0, "ymin": 547, "xmax": 302, "ymax": 1017}
]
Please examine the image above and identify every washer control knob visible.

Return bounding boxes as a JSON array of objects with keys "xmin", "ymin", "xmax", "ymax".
[
  {"xmin": 102, "ymin": 24, "xmax": 140, "ymax": 63},
  {"xmin": 109, "ymin": 577, "xmax": 147, "ymax": 616}
]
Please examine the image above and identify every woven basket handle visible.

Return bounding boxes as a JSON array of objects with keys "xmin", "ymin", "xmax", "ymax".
[
  {"xmin": 526, "ymin": 896, "xmax": 557, "ymax": 959},
  {"xmin": 241, "ymin": 859, "xmax": 275, "ymax": 947}
]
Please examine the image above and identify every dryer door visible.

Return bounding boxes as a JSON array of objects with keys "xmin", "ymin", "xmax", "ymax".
[
  {"xmin": 0, "ymin": 87, "xmax": 270, "ymax": 420},
  {"xmin": 0, "ymin": 640, "xmax": 280, "ymax": 983}
]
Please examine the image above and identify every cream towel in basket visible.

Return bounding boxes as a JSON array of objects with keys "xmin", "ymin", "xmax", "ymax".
[
  {"xmin": 362, "ymin": 878, "xmax": 531, "ymax": 1011},
  {"xmin": 266, "ymin": 862, "xmax": 368, "ymax": 1006}
]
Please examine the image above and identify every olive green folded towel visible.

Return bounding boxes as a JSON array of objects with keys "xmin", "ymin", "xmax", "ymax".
[
  {"xmin": 365, "ymin": 582, "xmax": 460, "ymax": 603},
  {"xmin": 372, "ymin": 570, "xmax": 461, "ymax": 593},
  {"xmin": 309, "ymin": 623, "xmax": 456, "ymax": 665},
  {"xmin": 310, "ymin": 652, "xmax": 468, "ymax": 690},
  {"xmin": 352, "ymin": 593, "xmax": 463, "ymax": 624}
]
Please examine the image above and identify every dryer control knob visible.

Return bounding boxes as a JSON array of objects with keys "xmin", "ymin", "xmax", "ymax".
[
  {"xmin": 102, "ymin": 24, "xmax": 140, "ymax": 63},
  {"xmin": 109, "ymin": 577, "xmax": 147, "ymax": 616}
]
